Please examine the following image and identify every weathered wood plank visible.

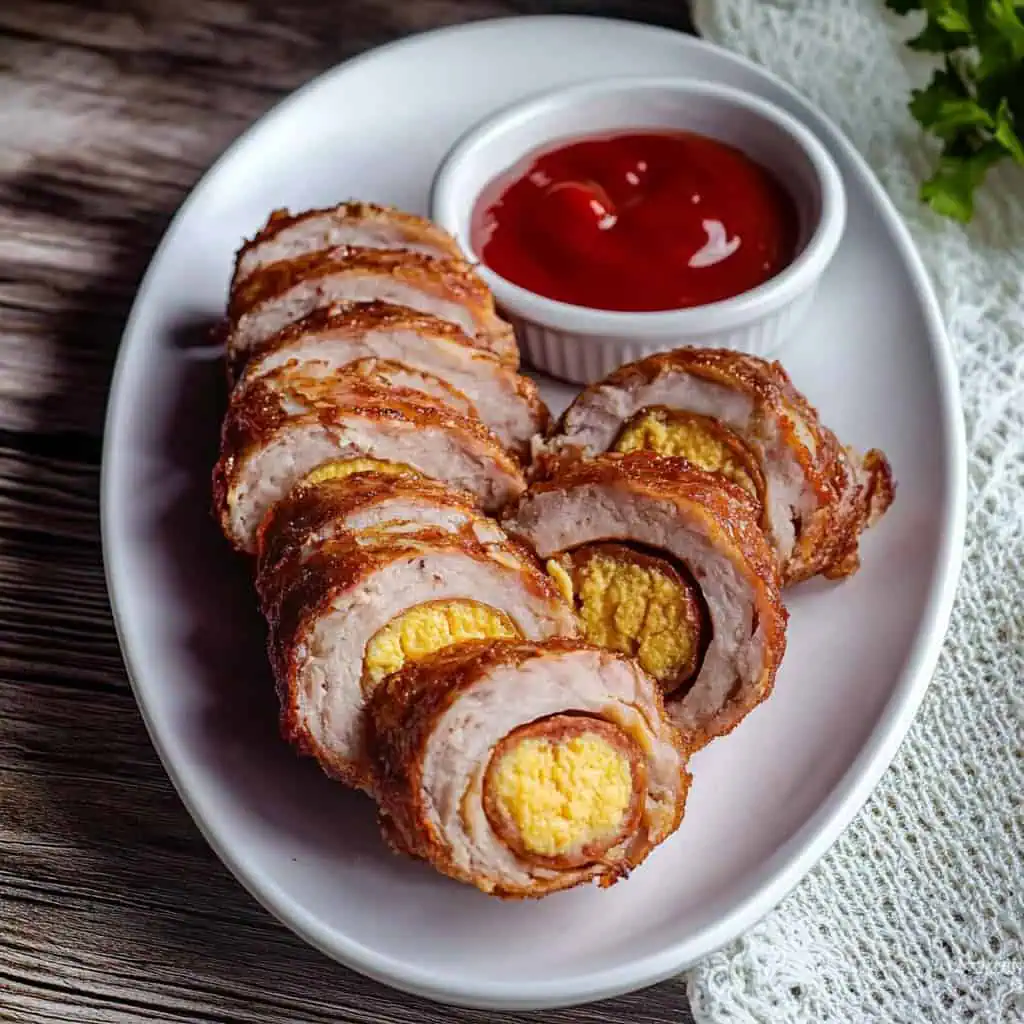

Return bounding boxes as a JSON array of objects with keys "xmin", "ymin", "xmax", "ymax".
[{"xmin": 0, "ymin": 445, "xmax": 124, "ymax": 691}]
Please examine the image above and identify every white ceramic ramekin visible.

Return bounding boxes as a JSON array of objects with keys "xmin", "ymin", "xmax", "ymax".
[{"xmin": 431, "ymin": 76, "xmax": 846, "ymax": 384}]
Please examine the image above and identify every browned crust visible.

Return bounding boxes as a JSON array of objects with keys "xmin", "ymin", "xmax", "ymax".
[
  {"xmin": 210, "ymin": 368, "xmax": 525, "ymax": 552},
  {"xmin": 227, "ymin": 302, "xmax": 548, "ymax": 456},
  {"xmin": 542, "ymin": 347, "xmax": 895, "ymax": 585},
  {"xmin": 254, "ymin": 472, "xmax": 487, "ymax": 604},
  {"xmin": 231, "ymin": 300, "xmax": 521, "ymax": 385},
  {"xmin": 223, "ymin": 364, "xmax": 512, "ymax": 458},
  {"xmin": 557, "ymin": 541, "xmax": 709, "ymax": 693},
  {"xmin": 765, "ymin": 360, "xmax": 895, "ymax": 584},
  {"xmin": 339, "ymin": 356, "xmax": 479, "ymax": 419},
  {"xmin": 226, "ymin": 246, "xmax": 517, "ymax": 364},
  {"xmin": 862, "ymin": 447, "xmax": 896, "ymax": 527},
  {"xmin": 504, "ymin": 451, "xmax": 788, "ymax": 749},
  {"xmin": 482, "ymin": 714, "xmax": 647, "ymax": 870},
  {"xmin": 521, "ymin": 448, "xmax": 761, "ymax": 517},
  {"xmin": 240, "ymin": 300, "xmax": 511, "ymax": 370},
  {"xmin": 264, "ymin": 534, "xmax": 568, "ymax": 789},
  {"xmin": 232, "ymin": 202, "xmax": 464, "ymax": 281},
  {"xmin": 367, "ymin": 637, "xmax": 691, "ymax": 899},
  {"xmin": 228, "ymin": 247, "xmax": 483, "ymax": 323}
]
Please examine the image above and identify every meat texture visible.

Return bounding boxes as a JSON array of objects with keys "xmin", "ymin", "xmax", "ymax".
[
  {"xmin": 536, "ymin": 347, "xmax": 894, "ymax": 585},
  {"xmin": 232, "ymin": 202, "xmax": 465, "ymax": 287},
  {"xmin": 212, "ymin": 367, "xmax": 525, "ymax": 553},
  {"xmin": 369, "ymin": 638, "xmax": 690, "ymax": 898},
  {"xmin": 281, "ymin": 353, "xmax": 479, "ymax": 420},
  {"xmin": 502, "ymin": 451, "xmax": 788, "ymax": 747},
  {"xmin": 226, "ymin": 248, "xmax": 518, "ymax": 374},
  {"xmin": 256, "ymin": 472, "xmax": 508, "ymax": 610},
  {"xmin": 262, "ymin": 529, "xmax": 578, "ymax": 790},
  {"xmin": 236, "ymin": 303, "xmax": 548, "ymax": 456}
]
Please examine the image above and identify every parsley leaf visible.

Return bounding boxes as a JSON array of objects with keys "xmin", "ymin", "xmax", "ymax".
[
  {"xmin": 920, "ymin": 142, "xmax": 1005, "ymax": 219},
  {"xmin": 887, "ymin": 0, "xmax": 1024, "ymax": 221}
]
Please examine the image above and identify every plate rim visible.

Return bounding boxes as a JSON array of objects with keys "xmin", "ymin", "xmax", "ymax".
[{"xmin": 100, "ymin": 14, "xmax": 967, "ymax": 1010}]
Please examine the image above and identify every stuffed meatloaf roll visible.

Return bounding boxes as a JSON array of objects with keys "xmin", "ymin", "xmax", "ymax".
[
  {"xmin": 212, "ymin": 368, "xmax": 525, "ymax": 553},
  {"xmin": 235, "ymin": 303, "xmax": 548, "ymax": 456},
  {"xmin": 262, "ymin": 529, "xmax": 578, "ymax": 789},
  {"xmin": 503, "ymin": 452, "xmax": 787, "ymax": 747},
  {"xmin": 369, "ymin": 638, "xmax": 689, "ymax": 898},
  {"xmin": 537, "ymin": 348, "xmax": 894, "ymax": 585},
  {"xmin": 232, "ymin": 202, "xmax": 465, "ymax": 288},
  {"xmin": 226, "ymin": 247, "xmax": 518, "ymax": 373}
]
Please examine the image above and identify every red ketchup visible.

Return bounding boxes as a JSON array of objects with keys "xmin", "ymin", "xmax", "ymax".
[{"xmin": 471, "ymin": 131, "xmax": 799, "ymax": 312}]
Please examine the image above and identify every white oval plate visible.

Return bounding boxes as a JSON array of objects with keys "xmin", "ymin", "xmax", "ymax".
[{"xmin": 101, "ymin": 15, "xmax": 966, "ymax": 1012}]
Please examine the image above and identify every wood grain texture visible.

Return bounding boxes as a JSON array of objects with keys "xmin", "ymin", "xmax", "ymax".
[{"xmin": 0, "ymin": 1, "xmax": 699, "ymax": 1022}]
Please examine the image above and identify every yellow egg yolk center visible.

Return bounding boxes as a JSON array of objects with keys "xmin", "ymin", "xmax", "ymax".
[
  {"xmin": 489, "ymin": 728, "xmax": 634, "ymax": 858},
  {"xmin": 547, "ymin": 545, "xmax": 705, "ymax": 692},
  {"xmin": 302, "ymin": 457, "xmax": 420, "ymax": 487},
  {"xmin": 614, "ymin": 407, "xmax": 760, "ymax": 499},
  {"xmin": 362, "ymin": 600, "xmax": 519, "ymax": 688}
]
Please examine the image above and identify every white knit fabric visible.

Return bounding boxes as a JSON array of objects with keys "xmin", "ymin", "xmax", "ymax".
[{"xmin": 686, "ymin": 2, "xmax": 1024, "ymax": 1021}]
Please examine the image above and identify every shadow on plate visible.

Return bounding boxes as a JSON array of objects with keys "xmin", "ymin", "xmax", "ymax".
[{"xmin": 152, "ymin": 315, "xmax": 401, "ymax": 868}]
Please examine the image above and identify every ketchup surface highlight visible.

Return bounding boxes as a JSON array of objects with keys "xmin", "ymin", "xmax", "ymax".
[{"xmin": 471, "ymin": 131, "xmax": 799, "ymax": 313}]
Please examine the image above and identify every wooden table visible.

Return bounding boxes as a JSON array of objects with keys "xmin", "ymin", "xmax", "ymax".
[{"xmin": 0, "ymin": 2, "xmax": 699, "ymax": 1021}]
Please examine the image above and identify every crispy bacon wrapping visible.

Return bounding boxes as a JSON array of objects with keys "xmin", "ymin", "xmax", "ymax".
[
  {"xmin": 255, "ymin": 472, "xmax": 507, "ymax": 609},
  {"xmin": 260, "ymin": 527, "xmax": 578, "ymax": 790},
  {"xmin": 334, "ymin": 356, "xmax": 479, "ymax": 420},
  {"xmin": 211, "ymin": 367, "xmax": 525, "ymax": 553},
  {"xmin": 502, "ymin": 451, "xmax": 788, "ymax": 747},
  {"xmin": 232, "ymin": 201, "xmax": 465, "ymax": 287},
  {"xmin": 368, "ymin": 638, "xmax": 690, "ymax": 898},
  {"xmin": 234, "ymin": 302, "xmax": 547, "ymax": 456},
  {"xmin": 226, "ymin": 247, "xmax": 518, "ymax": 372},
  {"xmin": 536, "ymin": 347, "xmax": 894, "ymax": 585}
]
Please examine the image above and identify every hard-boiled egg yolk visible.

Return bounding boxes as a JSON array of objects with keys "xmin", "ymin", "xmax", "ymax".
[
  {"xmin": 302, "ymin": 457, "xmax": 419, "ymax": 487},
  {"xmin": 548, "ymin": 549, "xmax": 701, "ymax": 687},
  {"xmin": 490, "ymin": 733, "xmax": 633, "ymax": 857},
  {"xmin": 363, "ymin": 600, "xmax": 518, "ymax": 687},
  {"xmin": 614, "ymin": 407, "xmax": 758, "ymax": 498}
]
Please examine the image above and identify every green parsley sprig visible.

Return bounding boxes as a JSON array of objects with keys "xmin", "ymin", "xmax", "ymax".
[{"xmin": 886, "ymin": 0, "xmax": 1024, "ymax": 221}]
